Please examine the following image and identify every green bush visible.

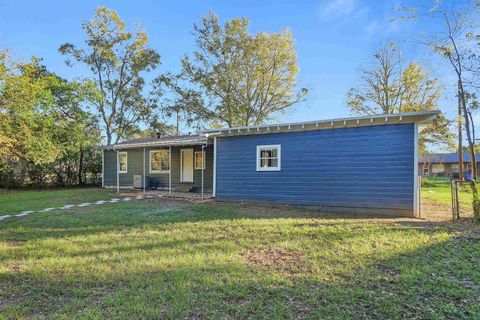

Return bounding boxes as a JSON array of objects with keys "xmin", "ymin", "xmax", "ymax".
[{"xmin": 0, "ymin": 162, "xmax": 16, "ymax": 189}]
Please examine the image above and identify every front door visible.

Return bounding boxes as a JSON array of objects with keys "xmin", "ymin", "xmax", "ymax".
[{"xmin": 181, "ymin": 149, "xmax": 194, "ymax": 182}]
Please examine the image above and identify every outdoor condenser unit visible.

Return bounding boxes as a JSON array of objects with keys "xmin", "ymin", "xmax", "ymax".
[{"xmin": 133, "ymin": 175, "xmax": 145, "ymax": 189}]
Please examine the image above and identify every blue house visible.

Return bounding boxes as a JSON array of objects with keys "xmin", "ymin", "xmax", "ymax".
[{"xmin": 102, "ymin": 111, "xmax": 439, "ymax": 217}]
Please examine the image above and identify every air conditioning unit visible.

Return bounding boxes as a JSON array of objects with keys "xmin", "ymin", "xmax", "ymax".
[{"xmin": 133, "ymin": 175, "xmax": 145, "ymax": 189}]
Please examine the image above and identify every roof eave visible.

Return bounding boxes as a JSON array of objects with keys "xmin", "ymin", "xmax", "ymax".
[
  {"xmin": 200, "ymin": 111, "xmax": 440, "ymax": 137},
  {"xmin": 101, "ymin": 138, "xmax": 210, "ymax": 150}
]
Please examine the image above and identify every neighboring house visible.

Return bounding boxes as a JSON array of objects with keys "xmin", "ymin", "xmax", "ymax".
[
  {"xmin": 102, "ymin": 111, "xmax": 439, "ymax": 217},
  {"xmin": 419, "ymin": 153, "xmax": 480, "ymax": 178}
]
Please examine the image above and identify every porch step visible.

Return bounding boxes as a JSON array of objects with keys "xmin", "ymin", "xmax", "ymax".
[{"xmin": 174, "ymin": 185, "xmax": 194, "ymax": 193}]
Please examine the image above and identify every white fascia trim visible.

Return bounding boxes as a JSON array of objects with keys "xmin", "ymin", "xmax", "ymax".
[
  {"xmin": 200, "ymin": 111, "xmax": 440, "ymax": 136},
  {"xmin": 256, "ymin": 144, "xmax": 281, "ymax": 172}
]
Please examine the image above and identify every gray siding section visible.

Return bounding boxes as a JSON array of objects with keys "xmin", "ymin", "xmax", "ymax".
[
  {"xmin": 104, "ymin": 145, "xmax": 213, "ymax": 191},
  {"xmin": 215, "ymin": 124, "xmax": 415, "ymax": 215}
]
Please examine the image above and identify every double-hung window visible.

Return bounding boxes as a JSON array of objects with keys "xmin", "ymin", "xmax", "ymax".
[
  {"xmin": 256, "ymin": 145, "xmax": 281, "ymax": 171},
  {"xmin": 118, "ymin": 152, "xmax": 128, "ymax": 173},
  {"xmin": 194, "ymin": 151, "xmax": 205, "ymax": 170},
  {"xmin": 150, "ymin": 150, "xmax": 170, "ymax": 173}
]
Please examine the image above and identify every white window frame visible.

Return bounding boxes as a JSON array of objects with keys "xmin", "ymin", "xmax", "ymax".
[
  {"xmin": 118, "ymin": 151, "xmax": 128, "ymax": 174},
  {"xmin": 149, "ymin": 149, "xmax": 170, "ymax": 174},
  {"xmin": 256, "ymin": 144, "xmax": 281, "ymax": 172},
  {"xmin": 194, "ymin": 151, "xmax": 205, "ymax": 170}
]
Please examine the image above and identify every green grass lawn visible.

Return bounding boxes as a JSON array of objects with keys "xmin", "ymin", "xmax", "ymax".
[
  {"xmin": 421, "ymin": 177, "xmax": 473, "ymax": 212},
  {"xmin": 1, "ymin": 197, "xmax": 479, "ymax": 319},
  {"xmin": 0, "ymin": 188, "xmax": 115, "ymax": 214}
]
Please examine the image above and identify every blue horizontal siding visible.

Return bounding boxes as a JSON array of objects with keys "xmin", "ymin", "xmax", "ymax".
[{"xmin": 216, "ymin": 123, "xmax": 414, "ymax": 213}]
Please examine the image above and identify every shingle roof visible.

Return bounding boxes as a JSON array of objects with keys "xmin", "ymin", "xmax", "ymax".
[
  {"xmin": 102, "ymin": 111, "xmax": 440, "ymax": 149},
  {"xmin": 102, "ymin": 134, "xmax": 209, "ymax": 149},
  {"xmin": 420, "ymin": 153, "xmax": 480, "ymax": 164}
]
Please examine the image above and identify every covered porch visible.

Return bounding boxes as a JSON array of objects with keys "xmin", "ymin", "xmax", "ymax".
[{"xmin": 102, "ymin": 135, "xmax": 215, "ymax": 199}]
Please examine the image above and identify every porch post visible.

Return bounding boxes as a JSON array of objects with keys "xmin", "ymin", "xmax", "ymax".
[
  {"xmin": 101, "ymin": 148, "xmax": 104, "ymax": 188},
  {"xmin": 116, "ymin": 149, "xmax": 120, "ymax": 194},
  {"xmin": 143, "ymin": 147, "xmax": 146, "ymax": 195},
  {"xmin": 169, "ymin": 146, "xmax": 172, "ymax": 195}
]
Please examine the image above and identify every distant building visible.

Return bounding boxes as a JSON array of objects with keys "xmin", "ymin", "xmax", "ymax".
[{"xmin": 419, "ymin": 153, "xmax": 480, "ymax": 178}]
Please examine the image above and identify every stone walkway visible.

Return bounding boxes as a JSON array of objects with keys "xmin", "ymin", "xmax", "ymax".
[{"xmin": 0, "ymin": 195, "xmax": 155, "ymax": 222}]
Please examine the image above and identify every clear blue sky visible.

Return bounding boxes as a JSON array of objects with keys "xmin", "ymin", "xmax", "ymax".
[{"xmin": 0, "ymin": 0, "xmax": 463, "ymax": 131}]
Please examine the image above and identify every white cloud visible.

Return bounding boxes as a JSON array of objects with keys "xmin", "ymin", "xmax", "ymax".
[
  {"xmin": 318, "ymin": 0, "xmax": 358, "ymax": 20},
  {"xmin": 363, "ymin": 20, "xmax": 379, "ymax": 38}
]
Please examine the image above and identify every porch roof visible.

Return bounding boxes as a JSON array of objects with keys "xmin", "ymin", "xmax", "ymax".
[{"xmin": 102, "ymin": 134, "xmax": 209, "ymax": 150}]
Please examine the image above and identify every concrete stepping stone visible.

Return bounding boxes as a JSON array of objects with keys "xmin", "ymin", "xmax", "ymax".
[
  {"xmin": 40, "ymin": 208, "xmax": 55, "ymax": 212},
  {"xmin": 21, "ymin": 210, "xmax": 34, "ymax": 214},
  {"xmin": 15, "ymin": 212, "xmax": 30, "ymax": 217},
  {"xmin": 59, "ymin": 204, "xmax": 75, "ymax": 210},
  {"xmin": 0, "ymin": 215, "xmax": 12, "ymax": 221},
  {"xmin": 122, "ymin": 197, "xmax": 132, "ymax": 201},
  {"xmin": 77, "ymin": 202, "xmax": 92, "ymax": 207},
  {"xmin": 95, "ymin": 200, "xmax": 107, "ymax": 205},
  {"xmin": 111, "ymin": 198, "xmax": 121, "ymax": 201},
  {"xmin": 109, "ymin": 200, "xmax": 119, "ymax": 203},
  {"xmin": 135, "ymin": 195, "xmax": 144, "ymax": 200}
]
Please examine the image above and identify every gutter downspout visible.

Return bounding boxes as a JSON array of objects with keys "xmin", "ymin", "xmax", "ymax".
[
  {"xmin": 213, "ymin": 137, "xmax": 217, "ymax": 198},
  {"xmin": 143, "ymin": 147, "xmax": 146, "ymax": 195},
  {"xmin": 169, "ymin": 146, "xmax": 172, "ymax": 196}
]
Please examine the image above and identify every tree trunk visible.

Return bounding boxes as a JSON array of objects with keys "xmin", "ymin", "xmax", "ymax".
[
  {"xmin": 176, "ymin": 111, "xmax": 179, "ymax": 135},
  {"xmin": 459, "ymin": 84, "xmax": 477, "ymax": 181},
  {"xmin": 78, "ymin": 146, "xmax": 84, "ymax": 185},
  {"xmin": 106, "ymin": 128, "xmax": 112, "ymax": 145},
  {"xmin": 458, "ymin": 79, "xmax": 480, "ymax": 220},
  {"xmin": 458, "ymin": 80, "xmax": 463, "ymax": 181}
]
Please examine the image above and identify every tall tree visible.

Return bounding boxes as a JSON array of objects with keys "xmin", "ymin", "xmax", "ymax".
[
  {"xmin": 0, "ymin": 52, "xmax": 100, "ymax": 187},
  {"xmin": 59, "ymin": 6, "xmax": 161, "ymax": 144},
  {"xmin": 399, "ymin": 1, "xmax": 480, "ymax": 221},
  {"xmin": 347, "ymin": 42, "xmax": 453, "ymax": 151},
  {"xmin": 0, "ymin": 56, "xmax": 63, "ymax": 164},
  {"xmin": 157, "ymin": 12, "xmax": 307, "ymax": 128}
]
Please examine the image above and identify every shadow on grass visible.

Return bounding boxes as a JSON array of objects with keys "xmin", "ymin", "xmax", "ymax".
[
  {"xmin": 1, "ymin": 227, "xmax": 478, "ymax": 319},
  {"xmin": 1, "ymin": 199, "xmax": 475, "ymax": 242}
]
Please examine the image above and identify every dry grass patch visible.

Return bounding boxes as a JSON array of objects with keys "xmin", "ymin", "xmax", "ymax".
[{"xmin": 244, "ymin": 247, "xmax": 307, "ymax": 275}]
